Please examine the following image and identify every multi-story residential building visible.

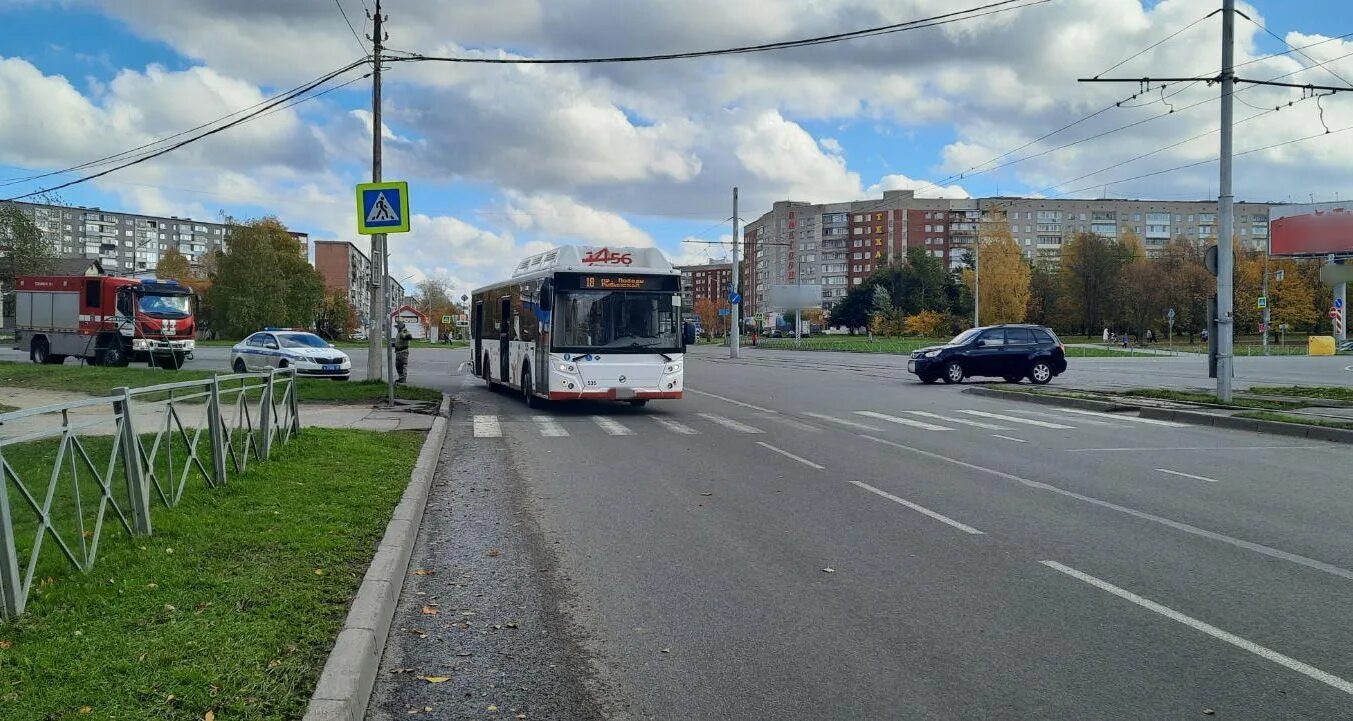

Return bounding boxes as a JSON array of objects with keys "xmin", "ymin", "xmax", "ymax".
[
  {"xmin": 313, "ymin": 239, "xmax": 406, "ymax": 332},
  {"xmin": 676, "ymin": 261, "xmax": 732, "ymax": 309},
  {"xmin": 740, "ymin": 191, "xmax": 1277, "ymax": 318},
  {"xmin": 0, "ymin": 200, "xmax": 308, "ymax": 275}
]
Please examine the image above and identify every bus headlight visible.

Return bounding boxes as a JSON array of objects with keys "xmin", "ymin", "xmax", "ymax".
[
  {"xmin": 557, "ymin": 362, "xmax": 577, "ymax": 373},
  {"xmin": 664, "ymin": 363, "xmax": 682, "ymax": 374}
]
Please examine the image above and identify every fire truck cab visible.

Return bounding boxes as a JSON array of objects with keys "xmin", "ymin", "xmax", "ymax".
[{"xmin": 13, "ymin": 275, "xmax": 197, "ymax": 369}]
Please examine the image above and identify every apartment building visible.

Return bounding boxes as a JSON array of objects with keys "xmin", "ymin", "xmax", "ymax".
[
  {"xmin": 740, "ymin": 191, "xmax": 1277, "ymax": 317},
  {"xmin": 676, "ymin": 261, "xmax": 733, "ymax": 308},
  {"xmin": 0, "ymin": 200, "xmax": 309, "ymax": 275},
  {"xmin": 313, "ymin": 239, "xmax": 406, "ymax": 332}
]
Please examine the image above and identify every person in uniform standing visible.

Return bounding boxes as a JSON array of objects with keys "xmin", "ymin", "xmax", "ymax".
[{"xmin": 394, "ymin": 321, "xmax": 413, "ymax": 383}]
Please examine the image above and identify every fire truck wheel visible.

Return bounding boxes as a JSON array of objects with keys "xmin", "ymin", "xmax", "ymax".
[
  {"xmin": 98, "ymin": 339, "xmax": 128, "ymax": 367},
  {"xmin": 32, "ymin": 338, "xmax": 51, "ymax": 364}
]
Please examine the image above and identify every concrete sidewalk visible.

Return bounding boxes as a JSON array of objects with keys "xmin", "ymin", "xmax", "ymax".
[{"xmin": 0, "ymin": 386, "xmax": 435, "ymax": 440}]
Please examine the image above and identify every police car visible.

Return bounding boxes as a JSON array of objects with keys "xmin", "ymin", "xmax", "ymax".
[{"xmin": 230, "ymin": 329, "xmax": 351, "ymax": 380}]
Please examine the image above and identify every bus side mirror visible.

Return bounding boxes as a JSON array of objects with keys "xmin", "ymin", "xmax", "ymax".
[{"xmin": 539, "ymin": 281, "xmax": 552, "ymax": 312}]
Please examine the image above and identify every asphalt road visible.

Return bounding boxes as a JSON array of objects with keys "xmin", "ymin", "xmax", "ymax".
[{"xmin": 367, "ymin": 343, "xmax": 1353, "ymax": 720}]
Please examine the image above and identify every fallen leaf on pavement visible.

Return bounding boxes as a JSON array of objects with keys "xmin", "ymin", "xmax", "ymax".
[
  {"xmin": 421, "ymin": 606, "xmax": 439, "ymax": 615},
  {"xmin": 487, "ymin": 548, "xmax": 501, "ymax": 557},
  {"xmin": 821, "ymin": 568, "xmax": 836, "ymax": 573},
  {"xmin": 418, "ymin": 676, "xmax": 451, "ymax": 684},
  {"xmin": 487, "ymin": 705, "xmax": 499, "ymax": 712},
  {"xmin": 414, "ymin": 569, "xmax": 433, "ymax": 576}
]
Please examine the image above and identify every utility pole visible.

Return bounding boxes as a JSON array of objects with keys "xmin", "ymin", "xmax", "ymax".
[
  {"xmin": 1261, "ymin": 252, "xmax": 1269, "ymax": 355},
  {"xmin": 365, "ymin": 0, "xmax": 385, "ymax": 384},
  {"xmin": 730, "ymin": 187, "xmax": 741, "ymax": 359},
  {"xmin": 1215, "ymin": 0, "xmax": 1236, "ymax": 400},
  {"xmin": 972, "ymin": 243, "xmax": 980, "ymax": 327}
]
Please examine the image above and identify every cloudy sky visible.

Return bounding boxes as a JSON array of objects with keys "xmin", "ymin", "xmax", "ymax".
[{"xmin": 2, "ymin": 0, "xmax": 1352, "ymax": 296}]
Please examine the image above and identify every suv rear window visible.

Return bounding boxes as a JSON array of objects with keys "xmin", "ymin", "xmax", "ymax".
[
  {"xmin": 1033, "ymin": 329, "xmax": 1055, "ymax": 344},
  {"xmin": 1006, "ymin": 328, "xmax": 1035, "ymax": 345}
]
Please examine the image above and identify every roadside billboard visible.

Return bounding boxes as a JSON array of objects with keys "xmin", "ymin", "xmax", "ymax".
[
  {"xmin": 767, "ymin": 284, "xmax": 822, "ymax": 311},
  {"xmin": 1269, "ymin": 204, "xmax": 1353, "ymax": 257}
]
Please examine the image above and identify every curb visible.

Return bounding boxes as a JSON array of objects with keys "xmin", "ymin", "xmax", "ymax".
[
  {"xmin": 303, "ymin": 394, "xmax": 452, "ymax": 721},
  {"xmin": 961, "ymin": 386, "xmax": 1137, "ymax": 412},
  {"xmin": 1137, "ymin": 407, "xmax": 1353, "ymax": 444}
]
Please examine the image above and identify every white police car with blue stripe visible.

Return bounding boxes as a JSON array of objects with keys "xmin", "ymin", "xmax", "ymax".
[{"xmin": 230, "ymin": 329, "xmax": 351, "ymax": 380}]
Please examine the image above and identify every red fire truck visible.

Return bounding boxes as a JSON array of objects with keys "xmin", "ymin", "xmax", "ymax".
[{"xmin": 13, "ymin": 275, "xmax": 197, "ymax": 368}]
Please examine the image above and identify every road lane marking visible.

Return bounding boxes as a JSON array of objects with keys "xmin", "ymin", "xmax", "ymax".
[
  {"xmin": 1067, "ymin": 445, "xmax": 1325, "ymax": 452},
  {"xmin": 755, "ymin": 441, "xmax": 825, "ymax": 470},
  {"xmin": 533, "ymin": 416, "xmax": 568, "ymax": 437},
  {"xmin": 958, "ymin": 410, "xmax": 1073, "ymax": 429},
  {"xmin": 851, "ymin": 481, "xmax": 984, "ymax": 535},
  {"xmin": 1041, "ymin": 560, "xmax": 1353, "ymax": 696},
  {"xmin": 904, "ymin": 410, "xmax": 1012, "ymax": 430},
  {"xmin": 802, "ymin": 412, "xmax": 884, "ymax": 432},
  {"xmin": 856, "ymin": 411, "xmax": 953, "ymax": 431},
  {"xmin": 591, "ymin": 416, "xmax": 634, "ymax": 436},
  {"xmin": 1001, "ymin": 408, "xmax": 1127, "ymax": 428},
  {"xmin": 860, "ymin": 435, "xmax": 1353, "ymax": 583},
  {"xmin": 1056, "ymin": 408, "xmax": 1189, "ymax": 427},
  {"xmin": 992, "ymin": 434, "xmax": 1028, "ymax": 443},
  {"xmin": 686, "ymin": 389, "xmax": 779, "ymax": 414},
  {"xmin": 472, "ymin": 415, "xmax": 501, "ymax": 438},
  {"xmin": 698, "ymin": 413, "xmax": 764, "ymax": 434},
  {"xmin": 651, "ymin": 416, "xmax": 700, "ymax": 435},
  {"xmin": 1155, "ymin": 468, "xmax": 1220, "ymax": 483},
  {"xmin": 766, "ymin": 415, "xmax": 823, "ymax": 432}
]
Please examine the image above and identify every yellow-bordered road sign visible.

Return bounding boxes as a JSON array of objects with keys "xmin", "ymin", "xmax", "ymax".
[{"xmin": 356, "ymin": 181, "xmax": 410, "ymax": 234}]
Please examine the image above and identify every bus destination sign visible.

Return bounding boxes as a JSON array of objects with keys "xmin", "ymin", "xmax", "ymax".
[{"xmin": 583, "ymin": 275, "xmax": 662, "ymax": 290}]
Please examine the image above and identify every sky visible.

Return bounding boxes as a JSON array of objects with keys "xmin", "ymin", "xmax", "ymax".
[{"xmin": 2, "ymin": 0, "xmax": 1352, "ymax": 298}]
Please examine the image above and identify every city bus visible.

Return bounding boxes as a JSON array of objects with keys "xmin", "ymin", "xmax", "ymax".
[{"xmin": 470, "ymin": 245, "xmax": 686, "ymax": 407}]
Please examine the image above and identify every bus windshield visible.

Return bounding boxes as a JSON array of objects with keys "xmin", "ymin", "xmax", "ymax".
[{"xmin": 555, "ymin": 290, "xmax": 680, "ymax": 352}]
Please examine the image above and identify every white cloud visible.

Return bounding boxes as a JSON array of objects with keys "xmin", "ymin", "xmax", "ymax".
[
  {"xmin": 503, "ymin": 192, "xmax": 654, "ymax": 247},
  {"xmin": 867, "ymin": 173, "xmax": 969, "ymax": 199},
  {"xmin": 734, "ymin": 111, "xmax": 862, "ymax": 203}
]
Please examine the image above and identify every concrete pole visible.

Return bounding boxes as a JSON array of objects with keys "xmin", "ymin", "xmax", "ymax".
[
  {"xmin": 730, "ymin": 187, "xmax": 741, "ymax": 359},
  {"xmin": 366, "ymin": 0, "xmax": 386, "ymax": 383},
  {"xmin": 973, "ymin": 244, "xmax": 980, "ymax": 327},
  {"xmin": 1262, "ymin": 252, "xmax": 1269, "ymax": 355},
  {"xmin": 1215, "ymin": 0, "xmax": 1236, "ymax": 401},
  {"xmin": 1337, "ymin": 281, "xmax": 1348, "ymax": 342}
]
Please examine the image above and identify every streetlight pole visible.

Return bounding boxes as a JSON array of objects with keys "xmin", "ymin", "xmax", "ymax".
[
  {"xmin": 730, "ymin": 187, "xmax": 741, "ymax": 359},
  {"xmin": 1215, "ymin": 0, "xmax": 1237, "ymax": 401}
]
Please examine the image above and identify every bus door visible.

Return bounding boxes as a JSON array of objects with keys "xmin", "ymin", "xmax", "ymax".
[
  {"xmin": 472, "ymin": 301, "xmax": 484, "ymax": 375},
  {"xmin": 499, "ymin": 296, "xmax": 511, "ymax": 384}
]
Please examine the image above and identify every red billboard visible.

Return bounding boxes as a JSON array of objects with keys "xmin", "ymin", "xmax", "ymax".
[{"xmin": 1269, "ymin": 205, "xmax": 1353, "ymax": 257}]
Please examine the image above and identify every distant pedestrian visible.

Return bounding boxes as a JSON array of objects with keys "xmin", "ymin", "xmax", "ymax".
[
  {"xmin": 1121, "ymin": 333, "xmax": 1129, "ymax": 349},
  {"xmin": 1102, "ymin": 328, "xmax": 1110, "ymax": 344},
  {"xmin": 1146, "ymin": 329, "xmax": 1154, "ymax": 344},
  {"xmin": 393, "ymin": 321, "xmax": 413, "ymax": 383}
]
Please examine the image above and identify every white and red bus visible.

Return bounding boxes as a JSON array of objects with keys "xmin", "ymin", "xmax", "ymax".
[{"xmin": 471, "ymin": 246, "xmax": 686, "ymax": 407}]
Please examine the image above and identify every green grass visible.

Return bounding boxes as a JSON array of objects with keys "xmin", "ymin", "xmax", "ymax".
[
  {"xmin": 1062, "ymin": 347, "xmax": 1158, "ymax": 358},
  {"xmin": 1235, "ymin": 410, "xmax": 1353, "ymax": 430},
  {"xmin": 1246, "ymin": 386, "xmax": 1353, "ymax": 402},
  {"xmin": 0, "ymin": 362, "xmax": 440, "ymax": 405},
  {"xmin": 1119, "ymin": 388, "xmax": 1301, "ymax": 410},
  {"xmin": 0, "ymin": 428, "xmax": 425, "ymax": 720}
]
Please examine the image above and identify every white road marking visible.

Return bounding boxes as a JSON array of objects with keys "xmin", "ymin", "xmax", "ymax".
[
  {"xmin": 958, "ymin": 410, "xmax": 1074, "ymax": 429},
  {"xmin": 802, "ymin": 412, "xmax": 884, "ymax": 432},
  {"xmin": 1155, "ymin": 468, "xmax": 1220, "ymax": 483},
  {"xmin": 1001, "ymin": 408, "xmax": 1127, "ymax": 428},
  {"xmin": 1057, "ymin": 408, "xmax": 1188, "ymax": 427},
  {"xmin": 851, "ymin": 481, "xmax": 984, "ymax": 535},
  {"xmin": 686, "ymin": 388, "xmax": 779, "ymax": 414},
  {"xmin": 591, "ymin": 416, "xmax": 634, "ymax": 436},
  {"xmin": 698, "ymin": 413, "xmax": 764, "ymax": 434},
  {"xmin": 860, "ymin": 434, "xmax": 1353, "ymax": 583},
  {"xmin": 1067, "ymin": 445, "xmax": 1324, "ymax": 452},
  {"xmin": 472, "ymin": 415, "xmax": 501, "ymax": 438},
  {"xmin": 766, "ymin": 415, "xmax": 823, "ymax": 432},
  {"xmin": 755, "ymin": 441, "xmax": 825, "ymax": 470},
  {"xmin": 651, "ymin": 416, "xmax": 700, "ymax": 435},
  {"xmin": 1042, "ymin": 560, "xmax": 1353, "ymax": 696},
  {"xmin": 533, "ymin": 415, "xmax": 568, "ymax": 437},
  {"xmin": 992, "ymin": 434, "xmax": 1028, "ymax": 443},
  {"xmin": 855, "ymin": 411, "xmax": 953, "ymax": 431},
  {"xmin": 904, "ymin": 410, "xmax": 1012, "ymax": 430}
]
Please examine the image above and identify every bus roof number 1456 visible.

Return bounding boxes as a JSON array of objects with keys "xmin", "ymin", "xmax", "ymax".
[{"xmin": 582, "ymin": 248, "xmax": 632, "ymax": 265}]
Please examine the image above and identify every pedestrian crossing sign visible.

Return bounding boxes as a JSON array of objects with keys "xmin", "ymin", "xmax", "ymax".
[{"xmin": 356, "ymin": 181, "xmax": 410, "ymax": 234}]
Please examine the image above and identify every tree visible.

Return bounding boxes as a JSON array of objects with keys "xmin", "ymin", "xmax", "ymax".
[
  {"xmin": 693, "ymin": 298, "xmax": 728, "ymax": 338},
  {"xmin": 964, "ymin": 220, "xmax": 1029, "ymax": 325},
  {"xmin": 411, "ymin": 276, "xmax": 463, "ymax": 332},
  {"xmin": 155, "ymin": 247, "xmax": 192, "ymax": 282},
  {"xmin": 1059, "ymin": 232, "xmax": 1130, "ymax": 335},
  {"xmin": 903, "ymin": 309, "xmax": 946, "ymax": 337},
  {"xmin": 0, "ymin": 205, "xmax": 58, "ymax": 291},
  {"xmin": 828, "ymin": 283, "xmax": 875, "ymax": 330},
  {"xmin": 316, "ymin": 291, "xmax": 359, "ymax": 340},
  {"xmin": 887, "ymin": 246, "xmax": 948, "ymax": 315},
  {"xmin": 1026, "ymin": 260, "xmax": 1063, "ymax": 328},
  {"xmin": 207, "ymin": 218, "xmax": 326, "ymax": 337}
]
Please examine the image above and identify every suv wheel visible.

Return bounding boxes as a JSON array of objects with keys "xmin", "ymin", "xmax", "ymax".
[
  {"xmin": 1029, "ymin": 361, "xmax": 1054, "ymax": 385},
  {"xmin": 942, "ymin": 361, "xmax": 965, "ymax": 384}
]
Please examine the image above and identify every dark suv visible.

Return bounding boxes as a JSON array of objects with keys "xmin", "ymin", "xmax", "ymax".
[{"xmin": 908, "ymin": 324, "xmax": 1067, "ymax": 385}]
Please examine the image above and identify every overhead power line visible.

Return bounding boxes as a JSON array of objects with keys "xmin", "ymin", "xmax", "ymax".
[
  {"xmin": 2, "ymin": 60, "xmax": 370, "ymax": 202},
  {"xmin": 333, "ymin": 0, "xmax": 370, "ymax": 55},
  {"xmin": 384, "ymin": 0, "xmax": 1050, "ymax": 65},
  {"xmin": 0, "ymin": 59, "xmax": 371, "ymax": 188},
  {"xmin": 1242, "ymin": 14, "xmax": 1353, "ymax": 90},
  {"xmin": 1093, "ymin": 10, "xmax": 1218, "ymax": 79}
]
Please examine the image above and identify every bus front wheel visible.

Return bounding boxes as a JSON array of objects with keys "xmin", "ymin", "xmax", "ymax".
[{"xmin": 522, "ymin": 364, "xmax": 539, "ymax": 408}]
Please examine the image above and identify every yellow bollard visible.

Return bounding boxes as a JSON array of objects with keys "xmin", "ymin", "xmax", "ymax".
[{"xmin": 1308, "ymin": 335, "xmax": 1336, "ymax": 356}]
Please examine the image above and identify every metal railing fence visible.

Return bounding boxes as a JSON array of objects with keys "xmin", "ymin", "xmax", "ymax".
[{"xmin": 0, "ymin": 368, "xmax": 300, "ymax": 619}]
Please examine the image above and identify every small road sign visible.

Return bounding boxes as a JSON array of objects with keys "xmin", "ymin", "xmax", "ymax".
[
  {"xmin": 1336, "ymin": 297, "xmax": 1345, "ymax": 309},
  {"xmin": 356, "ymin": 181, "xmax": 410, "ymax": 234},
  {"xmin": 1274, "ymin": 269, "xmax": 1285, "ymax": 282},
  {"xmin": 718, "ymin": 308, "xmax": 731, "ymax": 316},
  {"xmin": 461, "ymin": 294, "xmax": 469, "ymax": 302},
  {"xmin": 441, "ymin": 315, "xmax": 453, "ymax": 324},
  {"xmin": 1256, "ymin": 296, "xmax": 1267, "ymax": 309},
  {"xmin": 728, "ymin": 291, "xmax": 742, "ymax": 305},
  {"xmin": 1167, "ymin": 307, "xmax": 1176, "ymax": 321}
]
